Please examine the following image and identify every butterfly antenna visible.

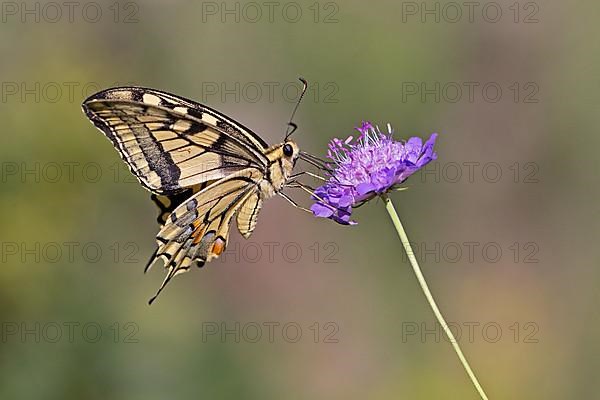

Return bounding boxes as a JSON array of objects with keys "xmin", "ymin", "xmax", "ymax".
[{"xmin": 284, "ymin": 77, "xmax": 308, "ymax": 140}]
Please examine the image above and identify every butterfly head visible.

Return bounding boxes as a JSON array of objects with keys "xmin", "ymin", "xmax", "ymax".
[
  {"xmin": 281, "ymin": 140, "xmax": 300, "ymax": 166},
  {"xmin": 266, "ymin": 140, "xmax": 300, "ymax": 188},
  {"xmin": 283, "ymin": 140, "xmax": 299, "ymax": 158},
  {"xmin": 279, "ymin": 140, "xmax": 300, "ymax": 183}
]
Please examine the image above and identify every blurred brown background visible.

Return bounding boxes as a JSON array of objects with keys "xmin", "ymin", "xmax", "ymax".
[{"xmin": 0, "ymin": 0, "xmax": 598, "ymax": 399}]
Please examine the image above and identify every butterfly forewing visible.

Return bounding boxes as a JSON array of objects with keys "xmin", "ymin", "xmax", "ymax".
[{"xmin": 82, "ymin": 87, "xmax": 269, "ymax": 194}]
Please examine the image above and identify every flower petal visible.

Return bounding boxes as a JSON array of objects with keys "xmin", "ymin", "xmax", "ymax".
[
  {"xmin": 417, "ymin": 133, "xmax": 438, "ymax": 166},
  {"xmin": 356, "ymin": 182, "xmax": 375, "ymax": 196},
  {"xmin": 309, "ymin": 122, "xmax": 438, "ymax": 225},
  {"xmin": 311, "ymin": 203, "xmax": 334, "ymax": 218}
]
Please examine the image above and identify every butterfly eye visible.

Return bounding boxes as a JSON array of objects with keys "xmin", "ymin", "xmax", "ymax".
[{"xmin": 283, "ymin": 143, "xmax": 294, "ymax": 157}]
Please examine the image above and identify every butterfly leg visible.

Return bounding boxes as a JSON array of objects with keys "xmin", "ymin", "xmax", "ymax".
[
  {"xmin": 286, "ymin": 180, "xmax": 317, "ymax": 194},
  {"xmin": 278, "ymin": 191, "xmax": 313, "ymax": 215},
  {"xmin": 289, "ymin": 171, "xmax": 327, "ymax": 181},
  {"xmin": 286, "ymin": 180, "xmax": 357, "ymax": 219},
  {"xmin": 286, "ymin": 181, "xmax": 333, "ymax": 209}
]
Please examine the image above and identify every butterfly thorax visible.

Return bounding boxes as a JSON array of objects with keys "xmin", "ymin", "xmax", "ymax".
[{"xmin": 261, "ymin": 140, "xmax": 299, "ymax": 198}]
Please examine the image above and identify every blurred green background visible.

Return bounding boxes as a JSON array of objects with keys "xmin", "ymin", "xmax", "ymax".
[{"xmin": 1, "ymin": 0, "xmax": 598, "ymax": 399}]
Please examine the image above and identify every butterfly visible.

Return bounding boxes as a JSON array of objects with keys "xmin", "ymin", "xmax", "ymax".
[{"xmin": 82, "ymin": 81, "xmax": 318, "ymax": 304}]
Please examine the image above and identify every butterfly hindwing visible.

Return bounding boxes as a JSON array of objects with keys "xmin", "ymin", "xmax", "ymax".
[
  {"xmin": 82, "ymin": 87, "xmax": 269, "ymax": 194},
  {"xmin": 146, "ymin": 168, "xmax": 263, "ymax": 304},
  {"xmin": 150, "ymin": 183, "xmax": 207, "ymax": 226},
  {"xmin": 236, "ymin": 192, "xmax": 263, "ymax": 239}
]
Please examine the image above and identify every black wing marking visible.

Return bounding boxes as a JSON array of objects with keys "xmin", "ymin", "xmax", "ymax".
[{"xmin": 82, "ymin": 87, "xmax": 269, "ymax": 194}]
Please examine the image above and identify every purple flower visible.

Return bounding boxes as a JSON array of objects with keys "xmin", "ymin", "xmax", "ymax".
[{"xmin": 310, "ymin": 122, "xmax": 438, "ymax": 224}]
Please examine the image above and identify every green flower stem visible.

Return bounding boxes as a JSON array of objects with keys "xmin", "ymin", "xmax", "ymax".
[{"xmin": 381, "ymin": 194, "xmax": 489, "ymax": 400}]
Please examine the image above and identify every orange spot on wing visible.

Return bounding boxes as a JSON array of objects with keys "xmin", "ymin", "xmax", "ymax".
[
  {"xmin": 192, "ymin": 232, "xmax": 203, "ymax": 245},
  {"xmin": 190, "ymin": 219, "xmax": 205, "ymax": 245},
  {"xmin": 211, "ymin": 238, "xmax": 226, "ymax": 256}
]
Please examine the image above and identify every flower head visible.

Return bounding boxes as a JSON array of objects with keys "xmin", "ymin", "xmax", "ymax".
[{"xmin": 310, "ymin": 122, "xmax": 437, "ymax": 224}]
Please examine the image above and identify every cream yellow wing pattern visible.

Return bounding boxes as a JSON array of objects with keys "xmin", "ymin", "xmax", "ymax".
[
  {"xmin": 147, "ymin": 168, "xmax": 265, "ymax": 304},
  {"xmin": 82, "ymin": 87, "xmax": 275, "ymax": 303},
  {"xmin": 82, "ymin": 86, "xmax": 270, "ymax": 194}
]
